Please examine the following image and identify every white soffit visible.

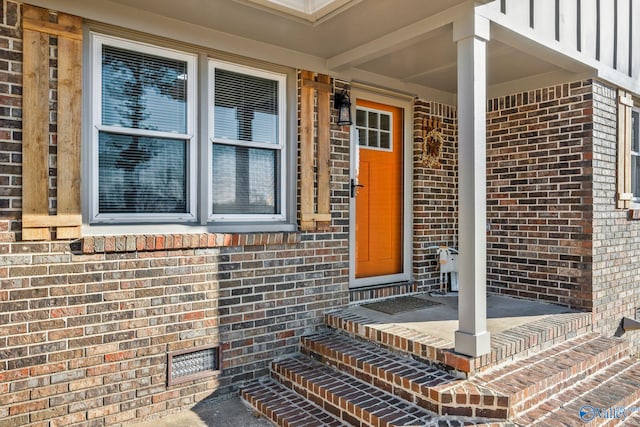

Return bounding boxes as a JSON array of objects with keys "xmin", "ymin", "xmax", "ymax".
[{"xmin": 235, "ymin": 0, "xmax": 361, "ymax": 23}]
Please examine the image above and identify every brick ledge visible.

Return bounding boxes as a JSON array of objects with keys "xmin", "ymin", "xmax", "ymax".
[{"xmin": 81, "ymin": 232, "xmax": 301, "ymax": 254}]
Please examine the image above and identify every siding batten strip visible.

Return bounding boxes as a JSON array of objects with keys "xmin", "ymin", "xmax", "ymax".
[
  {"xmin": 299, "ymin": 71, "xmax": 333, "ymax": 231},
  {"xmin": 56, "ymin": 12, "xmax": 83, "ymax": 239},
  {"xmin": 316, "ymin": 74, "xmax": 331, "ymax": 231},
  {"xmin": 21, "ymin": 5, "xmax": 83, "ymax": 240},
  {"xmin": 617, "ymin": 91, "xmax": 633, "ymax": 209},
  {"xmin": 300, "ymin": 70, "xmax": 315, "ymax": 231},
  {"xmin": 22, "ymin": 5, "xmax": 52, "ymax": 240}
]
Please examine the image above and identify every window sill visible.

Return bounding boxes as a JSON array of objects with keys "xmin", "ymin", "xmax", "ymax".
[{"xmin": 80, "ymin": 230, "xmax": 301, "ymax": 254}]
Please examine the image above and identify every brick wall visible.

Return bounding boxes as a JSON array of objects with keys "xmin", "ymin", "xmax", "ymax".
[
  {"xmin": 413, "ymin": 100, "xmax": 458, "ymax": 291},
  {"xmin": 485, "ymin": 81, "xmax": 594, "ymax": 310},
  {"xmin": 3, "ymin": 0, "xmax": 639, "ymax": 424},
  {"xmin": 591, "ymin": 80, "xmax": 640, "ymax": 353},
  {"xmin": 0, "ymin": 226, "xmax": 348, "ymax": 426},
  {"xmin": 413, "ymin": 83, "xmax": 596, "ymax": 306},
  {"xmin": 0, "ymin": 2, "xmax": 350, "ymax": 425},
  {"xmin": 0, "ymin": 0, "xmax": 21, "ymax": 220}
]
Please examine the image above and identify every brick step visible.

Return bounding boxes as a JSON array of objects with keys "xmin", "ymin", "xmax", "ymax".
[
  {"xmin": 301, "ymin": 330, "xmax": 629, "ymax": 421},
  {"xmin": 622, "ymin": 408, "xmax": 640, "ymax": 426},
  {"xmin": 623, "ymin": 413, "xmax": 640, "ymax": 427},
  {"xmin": 300, "ymin": 330, "xmax": 509, "ymax": 419},
  {"xmin": 466, "ymin": 333, "xmax": 629, "ymax": 417},
  {"xmin": 621, "ymin": 397, "xmax": 640, "ymax": 426},
  {"xmin": 325, "ymin": 309, "xmax": 453, "ymax": 368},
  {"xmin": 514, "ymin": 357, "xmax": 640, "ymax": 426},
  {"xmin": 242, "ymin": 378, "xmax": 344, "ymax": 427},
  {"xmin": 269, "ymin": 355, "xmax": 509, "ymax": 427},
  {"xmin": 325, "ymin": 309, "xmax": 592, "ymax": 374}
]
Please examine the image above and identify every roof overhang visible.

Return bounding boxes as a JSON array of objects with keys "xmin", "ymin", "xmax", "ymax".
[
  {"xmin": 28, "ymin": 0, "xmax": 598, "ymax": 104},
  {"xmin": 235, "ymin": 0, "xmax": 362, "ymax": 24}
]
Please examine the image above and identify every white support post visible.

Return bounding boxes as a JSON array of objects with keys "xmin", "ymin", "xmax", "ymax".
[{"xmin": 453, "ymin": 9, "xmax": 491, "ymax": 357}]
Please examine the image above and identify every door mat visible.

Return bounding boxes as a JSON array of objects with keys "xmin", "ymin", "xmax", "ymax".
[{"xmin": 362, "ymin": 296, "xmax": 442, "ymax": 315}]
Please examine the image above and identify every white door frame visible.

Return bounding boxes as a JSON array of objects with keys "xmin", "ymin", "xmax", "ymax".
[{"xmin": 349, "ymin": 86, "xmax": 413, "ymax": 288}]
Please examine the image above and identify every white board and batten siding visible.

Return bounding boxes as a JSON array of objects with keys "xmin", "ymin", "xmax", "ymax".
[
  {"xmin": 558, "ymin": 0, "xmax": 578, "ymax": 54},
  {"xmin": 485, "ymin": 0, "xmax": 640, "ymax": 93}
]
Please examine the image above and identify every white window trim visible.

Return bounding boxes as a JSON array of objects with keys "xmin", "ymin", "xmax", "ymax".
[
  {"xmin": 89, "ymin": 33, "xmax": 198, "ymax": 224},
  {"xmin": 355, "ymin": 106, "xmax": 393, "ymax": 153},
  {"xmin": 208, "ymin": 59, "xmax": 287, "ymax": 222},
  {"xmin": 631, "ymin": 108, "xmax": 640, "ymax": 204}
]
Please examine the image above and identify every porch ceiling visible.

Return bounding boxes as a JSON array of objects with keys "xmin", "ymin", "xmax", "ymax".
[
  {"xmin": 107, "ymin": 0, "xmax": 465, "ymax": 58},
  {"xmin": 98, "ymin": 0, "xmax": 587, "ymax": 99}
]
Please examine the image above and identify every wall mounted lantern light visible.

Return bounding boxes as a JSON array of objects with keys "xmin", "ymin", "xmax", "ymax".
[{"xmin": 335, "ymin": 91, "xmax": 352, "ymax": 125}]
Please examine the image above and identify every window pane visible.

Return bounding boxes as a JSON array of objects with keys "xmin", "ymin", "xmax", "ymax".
[
  {"xmin": 212, "ymin": 144, "xmax": 278, "ymax": 214},
  {"xmin": 356, "ymin": 109, "xmax": 366, "ymax": 127},
  {"xmin": 633, "ymin": 111, "xmax": 639, "ymax": 153},
  {"xmin": 102, "ymin": 45, "xmax": 187, "ymax": 133},
  {"xmin": 633, "ymin": 154, "xmax": 640, "ymax": 198},
  {"xmin": 380, "ymin": 113, "xmax": 390, "ymax": 131},
  {"xmin": 368, "ymin": 130, "xmax": 378, "ymax": 148},
  {"xmin": 99, "ymin": 132, "xmax": 187, "ymax": 213},
  {"xmin": 102, "ymin": 46, "xmax": 188, "ymax": 134},
  {"xmin": 368, "ymin": 111, "xmax": 378, "ymax": 128},
  {"xmin": 214, "ymin": 69, "xmax": 279, "ymax": 144},
  {"xmin": 358, "ymin": 129, "xmax": 366, "ymax": 146},
  {"xmin": 380, "ymin": 131, "xmax": 390, "ymax": 149}
]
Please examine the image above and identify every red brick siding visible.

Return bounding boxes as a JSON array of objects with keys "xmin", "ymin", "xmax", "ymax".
[
  {"xmin": 486, "ymin": 80, "xmax": 594, "ymax": 310},
  {"xmin": 0, "ymin": 3, "xmax": 350, "ymax": 425},
  {"xmin": 591, "ymin": 80, "xmax": 640, "ymax": 353},
  {"xmin": 0, "ymin": 0, "xmax": 22, "ymax": 221},
  {"xmin": 413, "ymin": 100, "xmax": 458, "ymax": 290},
  {"xmin": 0, "ymin": 224, "xmax": 349, "ymax": 426},
  {"xmin": 349, "ymin": 282, "xmax": 417, "ymax": 302}
]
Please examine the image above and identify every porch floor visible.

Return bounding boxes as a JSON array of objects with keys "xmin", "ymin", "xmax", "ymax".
[
  {"xmin": 327, "ymin": 292, "xmax": 592, "ymax": 374},
  {"xmin": 346, "ymin": 293, "xmax": 578, "ymax": 343}
]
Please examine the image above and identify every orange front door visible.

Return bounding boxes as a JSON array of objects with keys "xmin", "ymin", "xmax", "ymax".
[{"xmin": 355, "ymin": 100, "xmax": 403, "ymax": 278}]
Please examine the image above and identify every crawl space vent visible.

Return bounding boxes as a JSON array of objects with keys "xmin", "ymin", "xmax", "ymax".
[{"xmin": 167, "ymin": 345, "xmax": 220, "ymax": 386}]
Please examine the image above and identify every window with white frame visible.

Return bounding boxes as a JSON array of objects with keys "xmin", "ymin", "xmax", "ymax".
[
  {"xmin": 209, "ymin": 61, "xmax": 286, "ymax": 221},
  {"xmin": 91, "ymin": 34, "xmax": 197, "ymax": 222},
  {"xmin": 355, "ymin": 107, "xmax": 392, "ymax": 151},
  {"xmin": 89, "ymin": 33, "xmax": 289, "ymax": 226},
  {"xmin": 632, "ymin": 109, "xmax": 640, "ymax": 200}
]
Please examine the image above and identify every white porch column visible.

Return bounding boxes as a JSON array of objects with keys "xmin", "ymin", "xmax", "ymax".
[{"xmin": 453, "ymin": 10, "xmax": 491, "ymax": 357}]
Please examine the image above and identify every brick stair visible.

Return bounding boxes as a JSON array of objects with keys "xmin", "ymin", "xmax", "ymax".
[
  {"xmin": 325, "ymin": 309, "xmax": 593, "ymax": 375},
  {"xmin": 622, "ymin": 408, "xmax": 640, "ymax": 426},
  {"xmin": 299, "ymin": 330, "xmax": 508, "ymax": 419},
  {"xmin": 243, "ymin": 308, "xmax": 640, "ymax": 426},
  {"xmin": 243, "ymin": 354, "xmax": 510, "ymax": 427},
  {"xmin": 299, "ymin": 329, "xmax": 630, "ymax": 420},
  {"xmin": 272, "ymin": 355, "xmax": 439, "ymax": 426},
  {"xmin": 242, "ymin": 378, "xmax": 344, "ymax": 427},
  {"xmin": 514, "ymin": 357, "xmax": 640, "ymax": 426},
  {"xmin": 467, "ymin": 333, "xmax": 629, "ymax": 418}
]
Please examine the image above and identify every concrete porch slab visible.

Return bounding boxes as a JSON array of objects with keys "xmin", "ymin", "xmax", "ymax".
[
  {"xmin": 348, "ymin": 293, "xmax": 577, "ymax": 343},
  {"xmin": 327, "ymin": 293, "xmax": 593, "ymax": 374}
]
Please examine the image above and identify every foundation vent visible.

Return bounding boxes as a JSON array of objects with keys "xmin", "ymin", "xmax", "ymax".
[{"xmin": 167, "ymin": 345, "xmax": 220, "ymax": 385}]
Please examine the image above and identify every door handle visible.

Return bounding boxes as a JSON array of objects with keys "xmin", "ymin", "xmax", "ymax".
[{"xmin": 350, "ymin": 178, "xmax": 364, "ymax": 197}]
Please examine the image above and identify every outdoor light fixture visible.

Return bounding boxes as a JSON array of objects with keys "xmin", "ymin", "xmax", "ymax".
[{"xmin": 335, "ymin": 91, "xmax": 352, "ymax": 125}]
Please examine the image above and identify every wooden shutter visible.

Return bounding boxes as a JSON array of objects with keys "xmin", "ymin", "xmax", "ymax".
[
  {"xmin": 22, "ymin": 5, "xmax": 82, "ymax": 240},
  {"xmin": 617, "ymin": 91, "xmax": 633, "ymax": 209},
  {"xmin": 300, "ymin": 71, "xmax": 332, "ymax": 231}
]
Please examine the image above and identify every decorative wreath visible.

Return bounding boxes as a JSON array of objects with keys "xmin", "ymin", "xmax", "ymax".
[{"xmin": 421, "ymin": 127, "xmax": 444, "ymax": 168}]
